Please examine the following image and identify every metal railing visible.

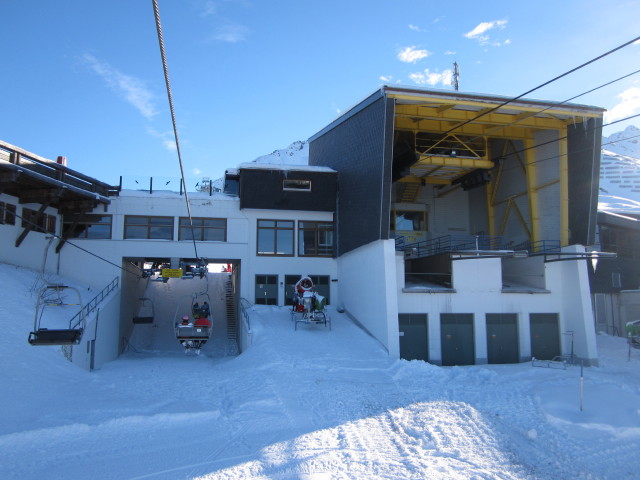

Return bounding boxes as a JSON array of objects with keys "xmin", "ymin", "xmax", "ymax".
[
  {"xmin": 239, "ymin": 297, "xmax": 254, "ymax": 352},
  {"xmin": 69, "ymin": 277, "xmax": 119, "ymax": 330},
  {"xmin": 513, "ymin": 239, "xmax": 561, "ymax": 254},
  {"xmin": 400, "ymin": 234, "xmax": 505, "ymax": 258}
]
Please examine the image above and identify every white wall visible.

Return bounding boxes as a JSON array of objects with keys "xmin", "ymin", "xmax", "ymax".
[
  {"xmin": 338, "ymin": 239, "xmax": 399, "ymax": 356},
  {"xmin": 241, "ymin": 207, "xmax": 338, "ymax": 306},
  {"xmin": 396, "ymin": 245, "xmax": 599, "ymax": 365},
  {"xmin": 546, "ymin": 245, "xmax": 599, "ymax": 365}
]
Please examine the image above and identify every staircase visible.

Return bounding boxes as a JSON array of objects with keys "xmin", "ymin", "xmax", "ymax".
[
  {"xmin": 400, "ymin": 182, "xmax": 420, "ymax": 203},
  {"xmin": 225, "ymin": 276, "xmax": 237, "ymax": 342}
]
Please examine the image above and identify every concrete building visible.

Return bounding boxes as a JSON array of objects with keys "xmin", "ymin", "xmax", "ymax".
[{"xmin": 0, "ymin": 86, "xmax": 608, "ymax": 369}]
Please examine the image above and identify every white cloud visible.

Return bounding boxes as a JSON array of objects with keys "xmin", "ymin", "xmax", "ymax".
[
  {"xmin": 464, "ymin": 20, "xmax": 507, "ymax": 45},
  {"xmin": 192, "ymin": 167, "xmax": 202, "ymax": 176},
  {"xmin": 82, "ymin": 54, "xmax": 157, "ymax": 120},
  {"xmin": 397, "ymin": 46, "xmax": 431, "ymax": 63},
  {"xmin": 606, "ymin": 87, "xmax": 640, "ymax": 123},
  {"xmin": 210, "ymin": 23, "xmax": 248, "ymax": 43},
  {"xmin": 444, "ymin": 50, "xmax": 456, "ymax": 55},
  {"xmin": 163, "ymin": 139, "xmax": 177, "ymax": 151},
  {"xmin": 146, "ymin": 127, "xmax": 177, "ymax": 151},
  {"xmin": 408, "ymin": 24, "xmax": 426, "ymax": 32},
  {"xmin": 199, "ymin": 1, "xmax": 217, "ymax": 16},
  {"xmin": 380, "ymin": 75, "xmax": 393, "ymax": 82},
  {"xmin": 409, "ymin": 69, "xmax": 453, "ymax": 87}
]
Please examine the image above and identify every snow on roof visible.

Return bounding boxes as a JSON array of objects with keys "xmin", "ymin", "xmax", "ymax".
[{"xmin": 237, "ymin": 162, "xmax": 336, "ymax": 173}]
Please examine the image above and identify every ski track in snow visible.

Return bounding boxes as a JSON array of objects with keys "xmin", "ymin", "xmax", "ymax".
[{"xmin": 1, "ymin": 264, "xmax": 640, "ymax": 479}]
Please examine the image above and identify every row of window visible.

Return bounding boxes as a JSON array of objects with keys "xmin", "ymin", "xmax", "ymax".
[
  {"xmin": 1, "ymin": 202, "xmax": 56, "ymax": 234},
  {"xmin": 257, "ymin": 220, "xmax": 333, "ymax": 257},
  {"xmin": 62, "ymin": 215, "xmax": 334, "ymax": 257},
  {"xmin": 2, "ymin": 207, "xmax": 335, "ymax": 258},
  {"xmin": 63, "ymin": 215, "xmax": 228, "ymax": 242}
]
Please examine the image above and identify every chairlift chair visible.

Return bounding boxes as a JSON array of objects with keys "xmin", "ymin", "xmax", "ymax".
[
  {"xmin": 28, "ymin": 285, "xmax": 85, "ymax": 346},
  {"xmin": 132, "ymin": 297, "xmax": 155, "ymax": 324},
  {"xmin": 173, "ymin": 290, "xmax": 212, "ymax": 354}
]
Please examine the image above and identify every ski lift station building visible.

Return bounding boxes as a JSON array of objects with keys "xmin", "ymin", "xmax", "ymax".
[{"xmin": 0, "ymin": 85, "xmax": 607, "ymax": 369}]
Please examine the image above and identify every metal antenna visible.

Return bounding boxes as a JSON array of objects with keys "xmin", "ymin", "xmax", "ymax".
[{"xmin": 452, "ymin": 61, "xmax": 460, "ymax": 91}]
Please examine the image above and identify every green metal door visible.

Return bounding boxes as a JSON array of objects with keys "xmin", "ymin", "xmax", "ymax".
[
  {"xmin": 530, "ymin": 313, "xmax": 560, "ymax": 360},
  {"xmin": 399, "ymin": 314, "xmax": 428, "ymax": 361},
  {"xmin": 440, "ymin": 314, "xmax": 475, "ymax": 366},
  {"xmin": 486, "ymin": 314, "xmax": 519, "ymax": 364}
]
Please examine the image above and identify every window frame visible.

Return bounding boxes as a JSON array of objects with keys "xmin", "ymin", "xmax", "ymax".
[
  {"xmin": 0, "ymin": 202, "xmax": 16, "ymax": 225},
  {"xmin": 283, "ymin": 179, "xmax": 312, "ymax": 192},
  {"xmin": 256, "ymin": 219, "xmax": 295, "ymax": 256},
  {"xmin": 21, "ymin": 207, "xmax": 56, "ymax": 234},
  {"xmin": 63, "ymin": 214, "xmax": 113, "ymax": 239},
  {"xmin": 124, "ymin": 215, "xmax": 174, "ymax": 240},
  {"xmin": 298, "ymin": 221, "xmax": 334, "ymax": 257},
  {"xmin": 178, "ymin": 217, "xmax": 227, "ymax": 242}
]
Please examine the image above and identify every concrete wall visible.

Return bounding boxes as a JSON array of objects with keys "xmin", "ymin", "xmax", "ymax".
[
  {"xmin": 396, "ymin": 244, "xmax": 599, "ymax": 365},
  {"xmin": 337, "ymin": 239, "xmax": 399, "ymax": 356},
  {"xmin": 545, "ymin": 245, "xmax": 598, "ymax": 364}
]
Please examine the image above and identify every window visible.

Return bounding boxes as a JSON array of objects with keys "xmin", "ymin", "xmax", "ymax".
[
  {"xmin": 255, "ymin": 275, "xmax": 278, "ymax": 305},
  {"xmin": 257, "ymin": 220, "xmax": 294, "ymax": 256},
  {"xmin": 0, "ymin": 202, "xmax": 16, "ymax": 225},
  {"xmin": 124, "ymin": 216, "xmax": 173, "ymax": 240},
  {"xmin": 298, "ymin": 221, "xmax": 334, "ymax": 256},
  {"xmin": 283, "ymin": 179, "xmax": 311, "ymax": 191},
  {"xmin": 22, "ymin": 208, "xmax": 56, "ymax": 234},
  {"xmin": 393, "ymin": 210, "xmax": 426, "ymax": 232},
  {"xmin": 179, "ymin": 217, "xmax": 226, "ymax": 242},
  {"xmin": 63, "ymin": 215, "xmax": 112, "ymax": 239}
]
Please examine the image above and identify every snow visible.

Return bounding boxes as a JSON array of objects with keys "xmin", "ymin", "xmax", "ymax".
[
  {"xmin": 250, "ymin": 141, "xmax": 309, "ymax": 166},
  {"xmin": 599, "ymin": 125, "xmax": 640, "ymax": 215},
  {"xmin": 2, "ymin": 262, "xmax": 640, "ymax": 480}
]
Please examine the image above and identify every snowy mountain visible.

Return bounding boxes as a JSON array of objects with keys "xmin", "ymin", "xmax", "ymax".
[
  {"xmin": 251, "ymin": 140, "xmax": 309, "ymax": 166},
  {"xmin": 599, "ymin": 125, "xmax": 640, "ymax": 215}
]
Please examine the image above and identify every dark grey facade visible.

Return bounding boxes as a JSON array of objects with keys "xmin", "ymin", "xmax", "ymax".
[
  {"xmin": 568, "ymin": 118, "xmax": 603, "ymax": 246},
  {"xmin": 308, "ymin": 94, "xmax": 395, "ymax": 256},
  {"xmin": 238, "ymin": 167, "xmax": 337, "ymax": 212}
]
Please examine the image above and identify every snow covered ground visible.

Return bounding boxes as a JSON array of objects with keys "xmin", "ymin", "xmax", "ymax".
[{"xmin": 1, "ymin": 262, "xmax": 640, "ymax": 479}]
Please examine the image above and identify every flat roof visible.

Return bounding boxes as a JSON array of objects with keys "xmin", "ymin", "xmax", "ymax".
[{"xmin": 309, "ymin": 85, "xmax": 605, "ymax": 143}]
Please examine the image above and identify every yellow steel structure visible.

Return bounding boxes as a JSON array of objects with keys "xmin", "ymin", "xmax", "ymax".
[
  {"xmin": 386, "ymin": 86, "xmax": 604, "ymax": 246},
  {"xmin": 559, "ymin": 127, "xmax": 570, "ymax": 246}
]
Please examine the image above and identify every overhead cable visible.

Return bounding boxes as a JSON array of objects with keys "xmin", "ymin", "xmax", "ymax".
[{"xmin": 151, "ymin": 0, "xmax": 200, "ymax": 260}]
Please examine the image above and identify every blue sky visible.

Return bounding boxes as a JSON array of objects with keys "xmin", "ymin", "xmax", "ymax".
[{"xmin": 2, "ymin": 0, "xmax": 640, "ymax": 186}]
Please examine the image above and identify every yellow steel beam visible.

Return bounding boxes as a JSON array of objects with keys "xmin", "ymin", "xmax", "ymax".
[
  {"xmin": 395, "ymin": 104, "xmax": 581, "ymax": 130},
  {"xmin": 394, "ymin": 117, "xmax": 535, "ymax": 140},
  {"xmin": 388, "ymin": 94, "xmax": 602, "ymax": 119},
  {"xmin": 416, "ymin": 155, "xmax": 494, "ymax": 169},
  {"xmin": 524, "ymin": 136, "xmax": 540, "ymax": 243},
  {"xmin": 486, "ymin": 143, "xmax": 496, "ymax": 237},
  {"xmin": 559, "ymin": 127, "xmax": 569, "ymax": 246}
]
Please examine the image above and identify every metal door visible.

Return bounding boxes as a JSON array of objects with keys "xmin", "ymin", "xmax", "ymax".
[
  {"xmin": 399, "ymin": 314, "xmax": 428, "ymax": 361},
  {"xmin": 440, "ymin": 313, "xmax": 475, "ymax": 366},
  {"xmin": 530, "ymin": 313, "xmax": 560, "ymax": 360},
  {"xmin": 486, "ymin": 314, "xmax": 519, "ymax": 364}
]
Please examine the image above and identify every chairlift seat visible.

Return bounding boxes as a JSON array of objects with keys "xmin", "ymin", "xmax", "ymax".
[
  {"xmin": 28, "ymin": 328, "xmax": 83, "ymax": 346},
  {"xmin": 175, "ymin": 325, "xmax": 211, "ymax": 340},
  {"xmin": 132, "ymin": 316, "xmax": 154, "ymax": 324}
]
